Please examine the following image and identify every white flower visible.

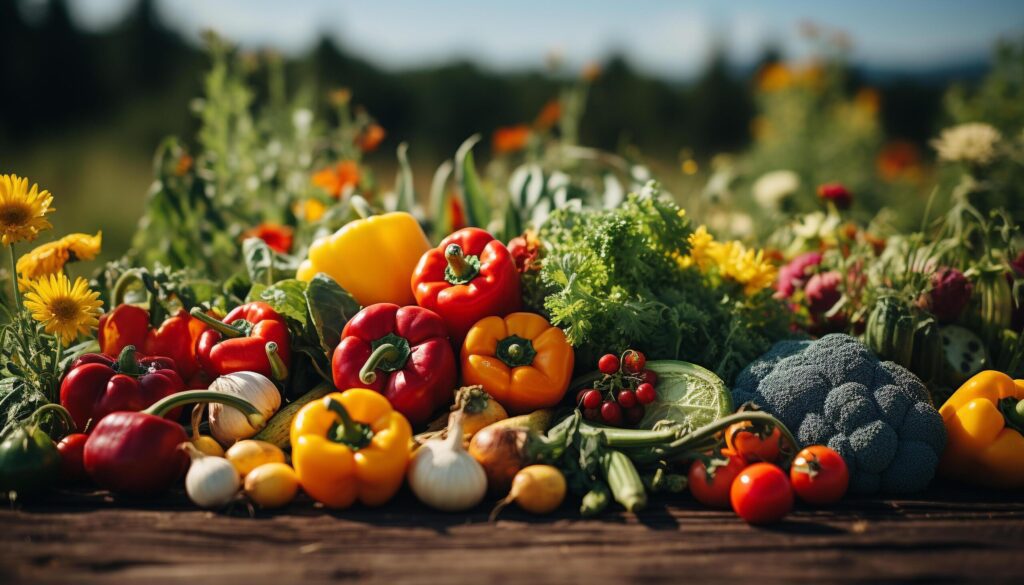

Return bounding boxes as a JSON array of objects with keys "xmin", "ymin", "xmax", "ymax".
[
  {"xmin": 792, "ymin": 211, "xmax": 841, "ymax": 241},
  {"xmin": 752, "ymin": 170, "xmax": 800, "ymax": 209},
  {"xmin": 931, "ymin": 123, "xmax": 1002, "ymax": 165},
  {"xmin": 292, "ymin": 108, "xmax": 314, "ymax": 134}
]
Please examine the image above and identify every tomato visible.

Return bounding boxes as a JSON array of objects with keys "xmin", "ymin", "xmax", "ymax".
[
  {"xmin": 622, "ymin": 350, "xmax": 646, "ymax": 373},
  {"xmin": 790, "ymin": 445, "xmax": 849, "ymax": 505},
  {"xmin": 688, "ymin": 451, "xmax": 747, "ymax": 508},
  {"xmin": 598, "ymin": 354, "xmax": 620, "ymax": 375},
  {"xmin": 57, "ymin": 433, "xmax": 90, "ymax": 483},
  {"xmin": 730, "ymin": 463, "xmax": 793, "ymax": 524},
  {"xmin": 725, "ymin": 421, "xmax": 782, "ymax": 463}
]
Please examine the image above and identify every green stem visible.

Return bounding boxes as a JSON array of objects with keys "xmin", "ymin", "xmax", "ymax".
[
  {"xmin": 655, "ymin": 411, "xmax": 798, "ymax": 459},
  {"xmin": 359, "ymin": 343, "xmax": 400, "ymax": 384},
  {"xmin": 28, "ymin": 403, "xmax": 75, "ymax": 437},
  {"xmin": 142, "ymin": 390, "xmax": 266, "ymax": 431},
  {"xmin": 189, "ymin": 307, "xmax": 244, "ymax": 339},
  {"xmin": 52, "ymin": 341, "xmax": 63, "ymax": 379},
  {"xmin": 350, "ymin": 195, "xmax": 372, "ymax": 220},
  {"xmin": 443, "ymin": 244, "xmax": 480, "ymax": 284},
  {"xmin": 326, "ymin": 397, "xmax": 372, "ymax": 449},
  {"xmin": 116, "ymin": 345, "xmax": 140, "ymax": 376},
  {"xmin": 8, "ymin": 244, "xmax": 20, "ymax": 313},
  {"xmin": 110, "ymin": 269, "xmax": 146, "ymax": 307},
  {"xmin": 265, "ymin": 341, "xmax": 288, "ymax": 382}
]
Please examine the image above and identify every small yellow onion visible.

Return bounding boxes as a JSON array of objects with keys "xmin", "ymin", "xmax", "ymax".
[
  {"xmin": 490, "ymin": 464, "xmax": 566, "ymax": 521},
  {"xmin": 225, "ymin": 440, "xmax": 285, "ymax": 477},
  {"xmin": 244, "ymin": 462, "xmax": 300, "ymax": 508},
  {"xmin": 208, "ymin": 372, "xmax": 281, "ymax": 446}
]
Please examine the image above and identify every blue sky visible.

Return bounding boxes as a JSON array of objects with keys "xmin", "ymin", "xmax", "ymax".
[{"xmin": 69, "ymin": 0, "xmax": 1024, "ymax": 78}]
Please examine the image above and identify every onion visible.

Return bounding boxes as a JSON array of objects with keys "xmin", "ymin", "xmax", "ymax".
[
  {"xmin": 468, "ymin": 426, "xmax": 531, "ymax": 494},
  {"xmin": 180, "ymin": 443, "xmax": 240, "ymax": 509},
  {"xmin": 490, "ymin": 464, "xmax": 567, "ymax": 521}
]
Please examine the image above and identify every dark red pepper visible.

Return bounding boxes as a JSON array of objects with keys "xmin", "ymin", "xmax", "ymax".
[
  {"xmin": 60, "ymin": 346, "xmax": 185, "ymax": 433},
  {"xmin": 193, "ymin": 302, "xmax": 291, "ymax": 380},
  {"xmin": 332, "ymin": 303, "xmax": 456, "ymax": 425},
  {"xmin": 83, "ymin": 390, "xmax": 267, "ymax": 495}
]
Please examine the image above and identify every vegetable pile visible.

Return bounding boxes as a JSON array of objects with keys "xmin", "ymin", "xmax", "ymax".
[{"xmin": 2, "ymin": 34, "xmax": 1023, "ymax": 527}]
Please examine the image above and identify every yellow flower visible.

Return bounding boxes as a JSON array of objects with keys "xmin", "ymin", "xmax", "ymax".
[
  {"xmin": 23, "ymin": 273, "xmax": 103, "ymax": 346},
  {"xmin": 17, "ymin": 232, "xmax": 102, "ymax": 288},
  {"xmin": 686, "ymin": 225, "xmax": 715, "ymax": 270},
  {"xmin": 293, "ymin": 198, "xmax": 327, "ymax": 222},
  {"xmin": 0, "ymin": 174, "xmax": 55, "ymax": 245}
]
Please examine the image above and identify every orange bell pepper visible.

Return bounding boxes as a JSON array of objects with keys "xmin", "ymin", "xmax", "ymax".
[
  {"xmin": 290, "ymin": 389, "xmax": 412, "ymax": 508},
  {"xmin": 461, "ymin": 312, "xmax": 574, "ymax": 414}
]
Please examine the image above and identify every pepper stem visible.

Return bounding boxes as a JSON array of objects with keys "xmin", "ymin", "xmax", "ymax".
[
  {"xmin": 265, "ymin": 342, "xmax": 289, "ymax": 382},
  {"xmin": 142, "ymin": 389, "xmax": 266, "ymax": 431},
  {"xmin": 116, "ymin": 345, "xmax": 140, "ymax": 376},
  {"xmin": 359, "ymin": 335, "xmax": 412, "ymax": 384},
  {"xmin": 28, "ymin": 403, "xmax": 75, "ymax": 437},
  {"xmin": 443, "ymin": 244, "xmax": 481, "ymax": 285},
  {"xmin": 190, "ymin": 307, "xmax": 244, "ymax": 339},
  {"xmin": 326, "ymin": 397, "xmax": 373, "ymax": 449},
  {"xmin": 999, "ymin": 397, "xmax": 1024, "ymax": 435},
  {"xmin": 495, "ymin": 335, "xmax": 537, "ymax": 368},
  {"xmin": 110, "ymin": 269, "xmax": 146, "ymax": 307}
]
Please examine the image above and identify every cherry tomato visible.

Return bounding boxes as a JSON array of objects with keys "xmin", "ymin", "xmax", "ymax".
[
  {"xmin": 622, "ymin": 350, "xmax": 646, "ymax": 373},
  {"xmin": 688, "ymin": 451, "xmax": 747, "ymax": 508},
  {"xmin": 575, "ymin": 389, "xmax": 587, "ymax": 406},
  {"xmin": 582, "ymin": 389, "xmax": 603, "ymax": 409},
  {"xmin": 598, "ymin": 354, "xmax": 620, "ymax": 375},
  {"xmin": 635, "ymin": 382, "xmax": 657, "ymax": 404},
  {"xmin": 790, "ymin": 445, "xmax": 849, "ymax": 505},
  {"xmin": 600, "ymin": 401, "xmax": 623, "ymax": 425},
  {"xmin": 624, "ymin": 405, "xmax": 645, "ymax": 425},
  {"xmin": 616, "ymin": 390, "xmax": 638, "ymax": 408},
  {"xmin": 641, "ymin": 370, "xmax": 658, "ymax": 386},
  {"xmin": 583, "ymin": 407, "xmax": 602, "ymax": 422},
  {"xmin": 57, "ymin": 433, "xmax": 90, "ymax": 483},
  {"xmin": 725, "ymin": 421, "xmax": 782, "ymax": 463},
  {"xmin": 730, "ymin": 463, "xmax": 793, "ymax": 524}
]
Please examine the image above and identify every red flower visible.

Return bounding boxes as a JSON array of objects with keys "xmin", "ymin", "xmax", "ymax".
[
  {"xmin": 243, "ymin": 223, "xmax": 294, "ymax": 254},
  {"xmin": 805, "ymin": 271, "xmax": 842, "ymax": 314},
  {"xmin": 817, "ymin": 183, "xmax": 853, "ymax": 209},
  {"xmin": 508, "ymin": 231, "xmax": 542, "ymax": 273}
]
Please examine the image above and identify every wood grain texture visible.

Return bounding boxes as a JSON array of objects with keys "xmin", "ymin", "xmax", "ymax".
[{"xmin": 1, "ymin": 484, "xmax": 1022, "ymax": 585}]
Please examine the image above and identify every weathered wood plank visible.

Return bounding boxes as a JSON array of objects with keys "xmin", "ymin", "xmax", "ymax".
[{"xmin": 1, "ymin": 484, "xmax": 1022, "ymax": 585}]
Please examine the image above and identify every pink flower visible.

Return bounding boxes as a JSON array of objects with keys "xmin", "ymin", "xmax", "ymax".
[
  {"xmin": 775, "ymin": 252, "xmax": 823, "ymax": 298},
  {"xmin": 806, "ymin": 271, "xmax": 842, "ymax": 314}
]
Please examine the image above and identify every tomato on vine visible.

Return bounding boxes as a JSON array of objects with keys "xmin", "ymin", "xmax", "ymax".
[
  {"xmin": 725, "ymin": 420, "xmax": 782, "ymax": 463},
  {"xmin": 790, "ymin": 445, "xmax": 849, "ymax": 505},
  {"xmin": 688, "ymin": 450, "xmax": 747, "ymax": 509},
  {"xmin": 730, "ymin": 463, "xmax": 793, "ymax": 524},
  {"xmin": 622, "ymin": 350, "xmax": 646, "ymax": 373}
]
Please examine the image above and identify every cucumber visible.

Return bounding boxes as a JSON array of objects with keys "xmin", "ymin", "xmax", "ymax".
[
  {"xmin": 253, "ymin": 383, "xmax": 333, "ymax": 449},
  {"xmin": 910, "ymin": 316, "xmax": 942, "ymax": 384},
  {"xmin": 865, "ymin": 296, "xmax": 916, "ymax": 367}
]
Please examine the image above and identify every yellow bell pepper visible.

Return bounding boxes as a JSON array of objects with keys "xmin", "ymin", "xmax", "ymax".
[
  {"xmin": 290, "ymin": 389, "xmax": 412, "ymax": 508},
  {"xmin": 461, "ymin": 312, "xmax": 574, "ymax": 414},
  {"xmin": 938, "ymin": 370, "xmax": 1024, "ymax": 489},
  {"xmin": 296, "ymin": 197, "xmax": 430, "ymax": 307}
]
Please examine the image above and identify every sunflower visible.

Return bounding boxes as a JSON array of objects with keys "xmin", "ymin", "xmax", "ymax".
[
  {"xmin": 23, "ymin": 273, "xmax": 103, "ymax": 346},
  {"xmin": 0, "ymin": 174, "xmax": 55, "ymax": 245},
  {"xmin": 16, "ymin": 231, "xmax": 102, "ymax": 288}
]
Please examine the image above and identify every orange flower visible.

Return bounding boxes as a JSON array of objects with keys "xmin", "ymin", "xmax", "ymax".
[
  {"xmin": 357, "ymin": 124, "xmax": 386, "ymax": 153},
  {"xmin": 876, "ymin": 140, "xmax": 921, "ymax": 182},
  {"xmin": 492, "ymin": 125, "xmax": 530, "ymax": 154},
  {"xmin": 756, "ymin": 63, "xmax": 793, "ymax": 92},
  {"xmin": 581, "ymin": 62, "xmax": 602, "ymax": 82},
  {"xmin": 293, "ymin": 198, "xmax": 327, "ymax": 222},
  {"xmin": 312, "ymin": 160, "xmax": 360, "ymax": 199},
  {"xmin": 534, "ymin": 99, "xmax": 561, "ymax": 131},
  {"xmin": 175, "ymin": 153, "xmax": 194, "ymax": 176},
  {"xmin": 854, "ymin": 88, "xmax": 880, "ymax": 116},
  {"xmin": 242, "ymin": 223, "xmax": 294, "ymax": 254}
]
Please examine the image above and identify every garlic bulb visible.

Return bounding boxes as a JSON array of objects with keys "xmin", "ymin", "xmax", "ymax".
[
  {"xmin": 181, "ymin": 443, "xmax": 240, "ymax": 509},
  {"xmin": 408, "ymin": 414, "xmax": 487, "ymax": 512},
  {"xmin": 208, "ymin": 372, "xmax": 281, "ymax": 446}
]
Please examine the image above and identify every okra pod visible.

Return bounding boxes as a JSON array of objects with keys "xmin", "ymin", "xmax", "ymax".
[{"xmin": 601, "ymin": 449, "xmax": 647, "ymax": 513}]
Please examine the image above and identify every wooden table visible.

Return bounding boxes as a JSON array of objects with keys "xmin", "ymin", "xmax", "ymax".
[{"xmin": 2, "ymin": 484, "xmax": 1022, "ymax": 584}]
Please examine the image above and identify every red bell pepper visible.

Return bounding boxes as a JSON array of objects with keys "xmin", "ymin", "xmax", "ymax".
[
  {"xmin": 97, "ymin": 304, "xmax": 149, "ymax": 356},
  {"xmin": 60, "ymin": 346, "xmax": 185, "ymax": 432},
  {"xmin": 411, "ymin": 227, "xmax": 521, "ymax": 344},
  {"xmin": 332, "ymin": 303, "xmax": 456, "ymax": 425},
  {"xmin": 192, "ymin": 302, "xmax": 291, "ymax": 380},
  {"xmin": 83, "ymin": 390, "xmax": 266, "ymax": 494}
]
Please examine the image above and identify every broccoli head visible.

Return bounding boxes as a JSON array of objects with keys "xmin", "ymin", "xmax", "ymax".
[{"xmin": 733, "ymin": 333, "xmax": 945, "ymax": 494}]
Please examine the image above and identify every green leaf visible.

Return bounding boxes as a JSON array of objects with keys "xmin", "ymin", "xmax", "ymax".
[
  {"xmin": 243, "ymin": 237, "xmax": 278, "ymax": 286},
  {"xmin": 394, "ymin": 142, "xmax": 416, "ymax": 213},
  {"xmin": 0, "ymin": 377, "xmax": 49, "ymax": 437},
  {"xmin": 251, "ymin": 279, "xmax": 309, "ymax": 325},
  {"xmin": 454, "ymin": 134, "xmax": 489, "ymax": 229},
  {"xmin": 428, "ymin": 160, "xmax": 454, "ymax": 242},
  {"xmin": 305, "ymin": 274, "xmax": 360, "ymax": 354}
]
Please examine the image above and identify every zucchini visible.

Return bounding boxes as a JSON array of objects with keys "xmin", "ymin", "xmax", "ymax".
[
  {"xmin": 253, "ymin": 383, "xmax": 333, "ymax": 449},
  {"xmin": 866, "ymin": 296, "xmax": 916, "ymax": 367},
  {"xmin": 600, "ymin": 449, "xmax": 647, "ymax": 513}
]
